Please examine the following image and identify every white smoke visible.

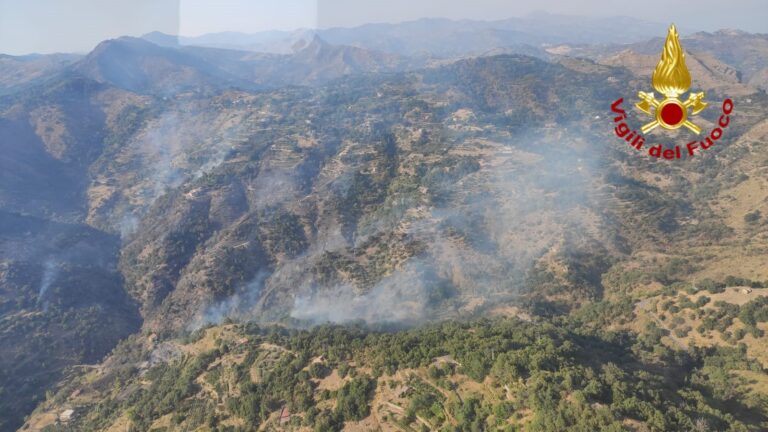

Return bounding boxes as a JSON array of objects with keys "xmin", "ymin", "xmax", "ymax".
[
  {"xmin": 119, "ymin": 213, "xmax": 139, "ymax": 239},
  {"xmin": 286, "ymin": 123, "xmax": 607, "ymax": 325},
  {"xmin": 190, "ymin": 270, "xmax": 270, "ymax": 329},
  {"xmin": 37, "ymin": 259, "xmax": 59, "ymax": 312},
  {"xmin": 290, "ymin": 261, "xmax": 432, "ymax": 324}
]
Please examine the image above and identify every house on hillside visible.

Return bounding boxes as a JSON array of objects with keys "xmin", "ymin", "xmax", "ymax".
[
  {"xmin": 59, "ymin": 409, "xmax": 75, "ymax": 423},
  {"xmin": 279, "ymin": 406, "xmax": 290, "ymax": 425}
]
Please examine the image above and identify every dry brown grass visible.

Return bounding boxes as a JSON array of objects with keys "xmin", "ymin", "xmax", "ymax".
[{"xmin": 316, "ymin": 369, "xmax": 348, "ymax": 392}]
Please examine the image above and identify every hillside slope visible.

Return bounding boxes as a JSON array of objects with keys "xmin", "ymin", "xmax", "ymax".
[{"xmin": 2, "ymin": 31, "xmax": 768, "ymax": 430}]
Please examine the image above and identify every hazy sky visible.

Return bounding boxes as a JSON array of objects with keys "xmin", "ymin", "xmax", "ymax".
[{"xmin": 1, "ymin": 0, "xmax": 766, "ymax": 55}]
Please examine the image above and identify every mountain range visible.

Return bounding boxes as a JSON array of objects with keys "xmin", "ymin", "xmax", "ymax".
[
  {"xmin": 1, "ymin": 14, "xmax": 767, "ymax": 431},
  {"xmin": 147, "ymin": 13, "xmax": 686, "ymax": 56}
]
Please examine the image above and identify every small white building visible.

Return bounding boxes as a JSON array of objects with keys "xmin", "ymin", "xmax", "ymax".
[{"xmin": 59, "ymin": 409, "xmax": 75, "ymax": 423}]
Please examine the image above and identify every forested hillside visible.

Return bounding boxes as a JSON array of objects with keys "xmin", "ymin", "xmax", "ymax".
[{"xmin": 2, "ymin": 17, "xmax": 768, "ymax": 432}]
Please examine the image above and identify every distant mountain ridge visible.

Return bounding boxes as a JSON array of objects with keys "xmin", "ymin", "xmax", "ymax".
[
  {"xmin": 71, "ymin": 35, "xmax": 419, "ymax": 94},
  {"xmin": 558, "ymin": 30, "xmax": 768, "ymax": 91},
  {"xmin": 143, "ymin": 13, "xmax": 686, "ymax": 57},
  {"xmin": 0, "ymin": 52, "xmax": 81, "ymax": 94},
  {"xmin": 3, "ymin": 21, "xmax": 768, "ymax": 431},
  {"xmin": 73, "ymin": 37, "xmax": 259, "ymax": 95}
]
